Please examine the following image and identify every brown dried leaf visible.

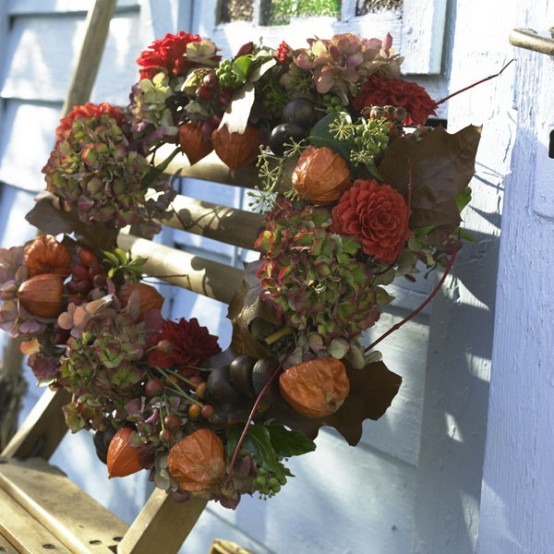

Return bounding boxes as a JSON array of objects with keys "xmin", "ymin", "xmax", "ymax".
[
  {"xmin": 227, "ymin": 260, "xmax": 281, "ymax": 359},
  {"xmin": 378, "ymin": 125, "xmax": 482, "ymax": 228},
  {"xmin": 25, "ymin": 192, "xmax": 119, "ymax": 251},
  {"xmin": 266, "ymin": 360, "xmax": 401, "ymax": 446}
]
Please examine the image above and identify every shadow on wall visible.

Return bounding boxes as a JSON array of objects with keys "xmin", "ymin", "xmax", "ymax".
[{"xmin": 411, "ymin": 160, "xmax": 504, "ymax": 554}]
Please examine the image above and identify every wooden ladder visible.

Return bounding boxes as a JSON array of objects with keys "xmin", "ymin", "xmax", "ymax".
[
  {"xmin": 0, "ymin": 2, "xmax": 261, "ymax": 552},
  {"xmin": 0, "ymin": 157, "xmax": 261, "ymax": 554}
]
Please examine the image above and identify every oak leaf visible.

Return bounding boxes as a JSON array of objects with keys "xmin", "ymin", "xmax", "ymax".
[{"xmin": 378, "ymin": 125, "xmax": 481, "ymax": 228}]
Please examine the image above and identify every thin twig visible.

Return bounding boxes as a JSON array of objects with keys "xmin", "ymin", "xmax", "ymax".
[
  {"xmin": 225, "ymin": 347, "xmax": 293, "ymax": 484},
  {"xmin": 364, "ymin": 244, "xmax": 460, "ymax": 354},
  {"xmin": 434, "ymin": 59, "xmax": 515, "ymax": 107}
]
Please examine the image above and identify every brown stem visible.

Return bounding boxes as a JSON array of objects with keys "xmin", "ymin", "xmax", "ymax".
[
  {"xmin": 434, "ymin": 59, "xmax": 514, "ymax": 107},
  {"xmin": 225, "ymin": 348, "xmax": 293, "ymax": 485},
  {"xmin": 364, "ymin": 244, "xmax": 460, "ymax": 354}
]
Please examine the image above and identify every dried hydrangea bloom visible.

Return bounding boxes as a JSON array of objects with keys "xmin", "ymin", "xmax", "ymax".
[{"xmin": 42, "ymin": 111, "xmax": 175, "ymax": 229}]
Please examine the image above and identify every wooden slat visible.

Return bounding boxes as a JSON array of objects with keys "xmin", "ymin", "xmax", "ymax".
[
  {"xmin": 61, "ymin": 0, "xmax": 117, "ymax": 116},
  {"xmin": 166, "ymin": 194, "xmax": 263, "ymax": 249},
  {"xmin": 1, "ymin": 388, "xmax": 70, "ymax": 460},
  {"xmin": 0, "ymin": 487, "xmax": 72, "ymax": 554},
  {"xmin": 0, "ymin": 457, "xmax": 128, "ymax": 554},
  {"xmin": 0, "ymin": 530, "xmax": 20, "ymax": 554},
  {"xmin": 117, "ymin": 489, "xmax": 207, "ymax": 554},
  {"xmin": 161, "ymin": 150, "xmax": 261, "ymax": 188},
  {"xmin": 118, "ymin": 234, "xmax": 244, "ymax": 305}
]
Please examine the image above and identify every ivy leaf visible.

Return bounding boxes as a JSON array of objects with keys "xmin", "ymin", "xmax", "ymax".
[
  {"xmin": 378, "ymin": 125, "xmax": 482, "ymax": 228},
  {"xmin": 227, "ymin": 423, "xmax": 284, "ymax": 476},
  {"xmin": 231, "ymin": 55, "xmax": 253, "ymax": 80},
  {"xmin": 266, "ymin": 423, "xmax": 316, "ymax": 457}
]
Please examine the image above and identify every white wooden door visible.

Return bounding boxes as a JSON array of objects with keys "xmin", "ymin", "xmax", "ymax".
[{"xmin": 478, "ymin": 3, "xmax": 554, "ymax": 553}]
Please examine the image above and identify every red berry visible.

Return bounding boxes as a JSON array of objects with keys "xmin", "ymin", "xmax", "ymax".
[
  {"xmin": 144, "ymin": 378, "xmax": 164, "ymax": 397},
  {"xmin": 67, "ymin": 278, "xmax": 92, "ymax": 295},
  {"xmin": 164, "ymin": 414, "xmax": 180, "ymax": 429},
  {"xmin": 71, "ymin": 263, "xmax": 90, "ymax": 280},
  {"xmin": 200, "ymin": 404, "xmax": 215, "ymax": 419},
  {"xmin": 196, "ymin": 86, "xmax": 212, "ymax": 101},
  {"xmin": 159, "ymin": 428, "xmax": 172, "ymax": 443},
  {"xmin": 92, "ymin": 274, "xmax": 107, "ymax": 287},
  {"xmin": 218, "ymin": 92, "xmax": 231, "ymax": 106},
  {"xmin": 88, "ymin": 265, "xmax": 103, "ymax": 278},
  {"xmin": 79, "ymin": 248, "xmax": 98, "ymax": 267},
  {"xmin": 202, "ymin": 72, "xmax": 218, "ymax": 88}
]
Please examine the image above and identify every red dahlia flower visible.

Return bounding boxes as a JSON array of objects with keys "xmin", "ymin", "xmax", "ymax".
[
  {"xmin": 55, "ymin": 102, "xmax": 123, "ymax": 141},
  {"xmin": 353, "ymin": 73, "xmax": 437, "ymax": 126},
  {"xmin": 137, "ymin": 31, "xmax": 219, "ymax": 80},
  {"xmin": 147, "ymin": 317, "xmax": 221, "ymax": 370},
  {"xmin": 331, "ymin": 179, "xmax": 412, "ymax": 264}
]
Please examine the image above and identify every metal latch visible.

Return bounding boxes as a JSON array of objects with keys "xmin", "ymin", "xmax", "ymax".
[{"xmin": 509, "ymin": 28, "xmax": 554, "ymax": 55}]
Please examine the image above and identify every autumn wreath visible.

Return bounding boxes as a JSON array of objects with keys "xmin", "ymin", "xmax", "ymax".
[{"xmin": 0, "ymin": 31, "xmax": 482, "ymax": 508}]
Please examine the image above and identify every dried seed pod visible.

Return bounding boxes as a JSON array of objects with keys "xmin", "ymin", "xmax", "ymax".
[
  {"xmin": 17, "ymin": 273, "xmax": 64, "ymax": 318},
  {"xmin": 107, "ymin": 427, "xmax": 143, "ymax": 478},
  {"xmin": 292, "ymin": 146, "xmax": 351, "ymax": 205},
  {"xmin": 167, "ymin": 428, "xmax": 226, "ymax": 492},
  {"xmin": 179, "ymin": 123, "xmax": 214, "ymax": 165},
  {"xmin": 279, "ymin": 357, "xmax": 350, "ymax": 418},
  {"xmin": 118, "ymin": 282, "xmax": 164, "ymax": 319},
  {"xmin": 24, "ymin": 235, "xmax": 72, "ymax": 277},
  {"xmin": 211, "ymin": 124, "xmax": 262, "ymax": 170}
]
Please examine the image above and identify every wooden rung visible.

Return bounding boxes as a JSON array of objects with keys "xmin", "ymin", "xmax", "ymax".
[
  {"xmin": 165, "ymin": 195, "xmax": 262, "ymax": 250},
  {"xmin": 160, "ymin": 150, "xmax": 260, "ymax": 188},
  {"xmin": 117, "ymin": 489, "xmax": 207, "ymax": 554},
  {"xmin": 117, "ymin": 233, "xmax": 244, "ymax": 305},
  {"xmin": 2, "ymin": 388, "xmax": 70, "ymax": 461},
  {"xmin": 0, "ymin": 457, "xmax": 128, "ymax": 554}
]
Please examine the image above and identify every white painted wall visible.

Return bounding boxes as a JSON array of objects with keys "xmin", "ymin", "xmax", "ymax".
[{"xmin": 1, "ymin": 0, "xmax": 547, "ymax": 552}]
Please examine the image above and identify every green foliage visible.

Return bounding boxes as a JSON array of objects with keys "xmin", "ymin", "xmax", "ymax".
[{"xmin": 103, "ymin": 248, "xmax": 147, "ymax": 281}]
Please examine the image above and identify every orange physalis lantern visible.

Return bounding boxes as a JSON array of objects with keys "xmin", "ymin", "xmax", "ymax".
[
  {"xmin": 279, "ymin": 357, "xmax": 350, "ymax": 418},
  {"xmin": 17, "ymin": 273, "xmax": 64, "ymax": 318},
  {"xmin": 211, "ymin": 124, "xmax": 262, "ymax": 170},
  {"xmin": 167, "ymin": 428, "xmax": 226, "ymax": 492},
  {"xmin": 179, "ymin": 123, "xmax": 214, "ymax": 165},
  {"xmin": 291, "ymin": 146, "xmax": 351, "ymax": 205},
  {"xmin": 107, "ymin": 427, "xmax": 143, "ymax": 478},
  {"xmin": 24, "ymin": 235, "xmax": 72, "ymax": 277}
]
